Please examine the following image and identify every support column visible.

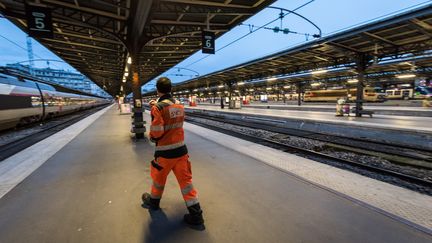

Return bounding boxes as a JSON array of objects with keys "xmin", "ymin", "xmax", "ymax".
[
  {"xmin": 227, "ymin": 81, "xmax": 233, "ymax": 109},
  {"xmin": 355, "ymin": 54, "xmax": 367, "ymax": 117},
  {"xmin": 131, "ymin": 61, "xmax": 145, "ymax": 139},
  {"xmin": 297, "ymin": 82, "xmax": 302, "ymax": 106}
]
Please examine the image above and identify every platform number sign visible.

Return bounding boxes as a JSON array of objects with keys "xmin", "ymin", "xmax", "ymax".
[
  {"xmin": 25, "ymin": 5, "xmax": 53, "ymax": 38},
  {"xmin": 202, "ymin": 31, "xmax": 215, "ymax": 54}
]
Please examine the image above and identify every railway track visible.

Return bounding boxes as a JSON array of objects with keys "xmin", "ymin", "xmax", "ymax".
[
  {"xmin": 185, "ymin": 114, "xmax": 432, "ymax": 190},
  {"xmin": 186, "ymin": 112, "xmax": 432, "ymax": 169},
  {"xmin": 0, "ymin": 105, "xmax": 108, "ymax": 161}
]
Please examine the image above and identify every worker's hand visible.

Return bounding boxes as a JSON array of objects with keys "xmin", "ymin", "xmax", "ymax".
[{"xmin": 149, "ymin": 100, "xmax": 156, "ymax": 106}]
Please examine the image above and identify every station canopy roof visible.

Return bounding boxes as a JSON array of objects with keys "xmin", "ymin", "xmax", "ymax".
[
  {"xmin": 0, "ymin": 0, "xmax": 275, "ymax": 96},
  {"xmin": 161, "ymin": 4, "xmax": 432, "ymax": 95}
]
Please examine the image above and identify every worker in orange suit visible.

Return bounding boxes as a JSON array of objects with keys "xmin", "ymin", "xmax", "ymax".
[{"xmin": 142, "ymin": 77, "xmax": 204, "ymax": 226}]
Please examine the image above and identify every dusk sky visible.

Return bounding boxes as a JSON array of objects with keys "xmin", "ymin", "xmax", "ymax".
[{"xmin": 0, "ymin": 0, "xmax": 430, "ymax": 92}]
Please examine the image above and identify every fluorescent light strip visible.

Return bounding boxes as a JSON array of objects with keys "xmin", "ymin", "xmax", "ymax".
[{"xmin": 396, "ymin": 74, "xmax": 416, "ymax": 79}]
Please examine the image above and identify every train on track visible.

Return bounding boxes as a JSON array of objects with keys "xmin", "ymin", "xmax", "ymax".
[
  {"xmin": 303, "ymin": 87, "xmax": 386, "ymax": 102},
  {"xmin": 0, "ymin": 73, "xmax": 110, "ymax": 131}
]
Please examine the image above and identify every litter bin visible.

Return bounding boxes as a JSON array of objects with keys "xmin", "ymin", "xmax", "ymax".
[
  {"xmin": 120, "ymin": 103, "xmax": 131, "ymax": 115},
  {"xmin": 229, "ymin": 100, "xmax": 241, "ymax": 109},
  {"xmin": 342, "ymin": 103, "xmax": 350, "ymax": 116}
]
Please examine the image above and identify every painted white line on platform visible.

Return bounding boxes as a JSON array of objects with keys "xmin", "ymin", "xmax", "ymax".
[
  {"xmin": 184, "ymin": 122, "xmax": 432, "ymax": 231},
  {"xmin": 0, "ymin": 105, "xmax": 113, "ymax": 199}
]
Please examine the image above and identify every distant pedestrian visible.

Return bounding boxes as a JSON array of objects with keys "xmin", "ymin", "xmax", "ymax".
[
  {"xmin": 142, "ymin": 77, "xmax": 204, "ymax": 226},
  {"xmin": 220, "ymin": 96, "xmax": 224, "ymax": 109}
]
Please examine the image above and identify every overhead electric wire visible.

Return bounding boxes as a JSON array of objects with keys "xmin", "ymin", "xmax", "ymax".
[
  {"xmin": 268, "ymin": 0, "xmax": 432, "ymax": 55},
  {"xmin": 185, "ymin": 0, "xmax": 315, "ymax": 68},
  {"xmin": 0, "ymin": 33, "xmax": 63, "ymax": 70},
  {"xmin": 0, "ymin": 33, "xmax": 30, "ymax": 53}
]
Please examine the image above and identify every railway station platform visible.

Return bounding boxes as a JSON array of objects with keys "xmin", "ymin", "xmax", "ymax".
[
  {"xmin": 187, "ymin": 105, "xmax": 432, "ymax": 132},
  {"xmin": 197, "ymin": 102, "xmax": 432, "ymax": 117},
  {"xmin": 0, "ymin": 105, "xmax": 431, "ymax": 242},
  {"xmin": 186, "ymin": 105, "xmax": 432, "ymax": 151}
]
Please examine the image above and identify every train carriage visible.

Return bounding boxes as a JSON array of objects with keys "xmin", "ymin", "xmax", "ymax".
[
  {"xmin": 0, "ymin": 73, "xmax": 109, "ymax": 131},
  {"xmin": 303, "ymin": 87, "xmax": 386, "ymax": 102}
]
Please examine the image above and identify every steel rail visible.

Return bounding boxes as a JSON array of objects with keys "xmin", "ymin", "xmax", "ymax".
[
  {"xmin": 0, "ymin": 105, "xmax": 107, "ymax": 161},
  {"xmin": 185, "ymin": 115, "xmax": 432, "ymax": 188}
]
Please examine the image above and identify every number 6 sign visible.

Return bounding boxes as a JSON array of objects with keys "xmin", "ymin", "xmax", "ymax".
[
  {"xmin": 202, "ymin": 31, "xmax": 215, "ymax": 54},
  {"xmin": 25, "ymin": 5, "xmax": 53, "ymax": 38}
]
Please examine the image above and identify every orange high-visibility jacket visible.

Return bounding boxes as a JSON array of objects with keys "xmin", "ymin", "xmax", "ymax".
[{"xmin": 150, "ymin": 94, "xmax": 188, "ymax": 158}]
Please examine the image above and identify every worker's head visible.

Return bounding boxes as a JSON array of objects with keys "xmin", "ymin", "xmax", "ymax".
[{"xmin": 156, "ymin": 77, "xmax": 172, "ymax": 96}]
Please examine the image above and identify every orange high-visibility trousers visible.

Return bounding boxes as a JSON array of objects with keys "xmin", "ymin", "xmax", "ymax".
[{"xmin": 150, "ymin": 154, "xmax": 199, "ymax": 207}]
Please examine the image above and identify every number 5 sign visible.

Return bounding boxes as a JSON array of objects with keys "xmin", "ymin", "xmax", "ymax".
[
  {"xmin": 25, "ymin": 5, "xmax": 53, "ymax": 38},
  {"xmin": 202, "ymin": 31, "xmax": 215, "ymax": 54}
]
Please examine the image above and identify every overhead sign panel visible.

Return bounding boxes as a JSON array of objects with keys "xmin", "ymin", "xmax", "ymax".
[
  {"xmin": 25, "ymin": 5, "xmax": 53, "ymax": 38},
  {"xmin": 202, "ymin": 31, "xmax": 215, "ymax": 54}
]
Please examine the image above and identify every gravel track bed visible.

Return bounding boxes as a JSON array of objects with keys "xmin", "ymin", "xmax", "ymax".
[{"xmin": 187, "ymin": 117, "xmax": 432, "ymax": 195}]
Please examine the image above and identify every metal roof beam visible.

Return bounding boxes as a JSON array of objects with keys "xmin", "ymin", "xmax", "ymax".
[
  {"xmin": 154, "ymin": 12, "xmax": 253, "ymax": 16},
  {"xmin": 54, "ymin": 31, "xmax": 121, "ymax": 45},
  {"xmin": 48, "ymin": 45, "xmax": 121, "ymax": 56},
  {"xmin": 410, "ymin": 18, "xmax": 432, "ymax": 38},
  {"xmin": 62, "ymin": 56, "xmax": 89, "ymax": 63},
  {"xmin": 129, "ymin": 0, "xmax": 153, "ymax": 53},
  {"xmin": 43, "ymin": 38, "xmax": 119, "ymax": 51},
  {"xmin": 59, "ymin": 53, "xmax": 121, "ymax": 64},
  {"xmin": 141, "ymin": 50, "xmax": 193, "ymax": 54},
  {"xmin": 326, "ymin": 42, "xmax": 360, "ymax": 53},
  {"xmin": 142, "ymin": 55, "xmax": 188, "ymax": 59},
  {"xmin": 305, "ymin": 49, "xmax": 338, "ymax": 59},
  {"xmin": 42, "ymin": 0, "xmax": 127, "ymax": 20},
  {"xmin": 51, "ymin": 17, "xmax": 125, "ymax": 44},
  {"xmin": 411, "ymin": 18, "xmax": 432, "ymax": 30},
  {"xmin": 159, "ymin": 0, "xmax": 254, "ymax": 9},
  {"xmin": 146, "ymin": 43, "xmax": 197, "ymax": 47},
  {"xmin": 151, "ymin": 19, "xmax": 226, "ymax": 26},
  {"xmin": 363, "ymin": 32, "xmax": 397, "ymax": 46}
]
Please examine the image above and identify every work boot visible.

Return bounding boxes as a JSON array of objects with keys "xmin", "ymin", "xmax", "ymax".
[
  {"xmin": 184, "ymin": 203, "xmax": 204, "ymax": 225},
  {"xmin": 141, "ymin": 192, "xmax": 160, "ymax": 210}
]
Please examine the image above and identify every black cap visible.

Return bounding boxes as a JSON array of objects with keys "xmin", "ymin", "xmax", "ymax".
[{"xmin": 156, "ymin": 77, "xmax": 172, "ymax": 94}]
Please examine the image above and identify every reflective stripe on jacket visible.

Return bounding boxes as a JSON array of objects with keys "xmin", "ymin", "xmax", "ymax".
[{"xmin": 150, "ymin": 94, "xmax": 188, "ymax": 158}]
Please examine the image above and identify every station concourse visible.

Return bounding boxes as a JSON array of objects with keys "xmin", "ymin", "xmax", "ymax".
[{"xmin": 0, "ymin": 105, "xmax": 431, "ymax": 242}]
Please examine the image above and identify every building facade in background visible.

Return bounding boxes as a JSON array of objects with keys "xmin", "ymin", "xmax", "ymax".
[{"xmin": 4, "ymin": 63, "xmax": 110, "ymax": 97}]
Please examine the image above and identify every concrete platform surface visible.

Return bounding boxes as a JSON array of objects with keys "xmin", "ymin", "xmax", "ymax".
[{"xmin": 0, "ymin": 106, "xmax": 430, "ymax": 243}]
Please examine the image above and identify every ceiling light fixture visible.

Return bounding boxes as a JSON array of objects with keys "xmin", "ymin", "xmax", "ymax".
[
  {"xmin": 396, "ymin": 74, "xmax": 416, "ymax": 79},
  {"xmin": 311, "ymin": 69, "xmax": 327, "ymax": 75}
]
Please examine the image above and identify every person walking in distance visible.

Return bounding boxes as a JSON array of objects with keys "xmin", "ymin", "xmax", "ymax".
[{"xmin": 142, "ymin": 77, "xmax": 204, "ymax": 226}]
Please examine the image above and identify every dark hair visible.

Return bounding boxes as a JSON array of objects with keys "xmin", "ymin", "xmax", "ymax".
[{"xmin": 156, "ymin": 77, "xmax": 172, "ymax": 94}]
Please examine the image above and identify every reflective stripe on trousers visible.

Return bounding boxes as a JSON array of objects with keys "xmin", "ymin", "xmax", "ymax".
[
  {"xmin": 185, "ymin": 198, "xmax": 199, "ymax": 207},
  {"xmin": 149, "ymin": 154, "xmax": 199, "ymax": 204},
  {"xmin": 181, "ymin": 183, "xmax": 194, "ymax": 195}
]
